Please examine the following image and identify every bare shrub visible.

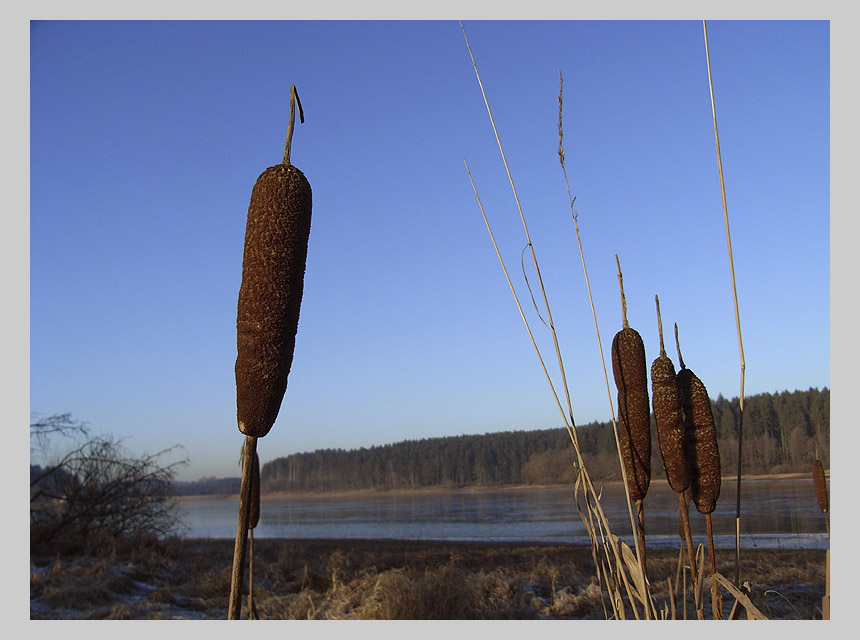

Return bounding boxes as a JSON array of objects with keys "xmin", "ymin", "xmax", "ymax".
[{"xmin": 30, "ymin": 413, "xmax": 188, "ymax": 555}]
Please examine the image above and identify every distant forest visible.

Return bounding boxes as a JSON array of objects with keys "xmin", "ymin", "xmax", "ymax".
[
  {"xmin": 173, "ymin": 388, "xmax": 828, "ymax": 496},
  {"xmin": 251, "ymin": 387, "xmax": 829, "ymax": 494},
  {"xmin": 173, "ymin": 476, "xmax": 241, "ymax": 497}
]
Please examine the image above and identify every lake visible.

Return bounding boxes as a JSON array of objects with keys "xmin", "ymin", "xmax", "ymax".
[{"xmin": 173, "ymin": 476, "xmax": 829, "ymax": 550}]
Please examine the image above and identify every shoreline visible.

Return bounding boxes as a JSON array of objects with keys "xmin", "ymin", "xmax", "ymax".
[{"xmin": 174, "ymin": 471, "xmax": 820, "ymax": 502}]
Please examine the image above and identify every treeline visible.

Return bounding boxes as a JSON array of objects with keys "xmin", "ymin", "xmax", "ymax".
[
  {"xmin": 257, "ymin": 388, "xmax": 828, "ymax": 493},
  {"xmin": 173, "ymin": 476, "xmax": 241, "ymax": 496}
]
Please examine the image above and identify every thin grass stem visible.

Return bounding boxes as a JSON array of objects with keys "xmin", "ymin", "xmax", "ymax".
[
  {"xmin": 464, "ymin": 163, "xmax": 570, "ymax": 431},
  {"xmin": 703, "ymin": 19, "xmax": 746, "ymax": 588},
  {"xmin": 557, "ymin": 70, "xmax": 643, "ymax": 580},
  {"xmin": 463, "ymin": 24, "xmax": 659, "ymax": 620},
  {"xmin": 467, "ymin": 165, "xmax": 643, "ymax": 618},
  {"xmin": 467, "ymin": 167, "xmax": 646, "ymax": 615},
  {"xmin": 460, "ymin": 22, "xmax": 578, "ymax": 444}
]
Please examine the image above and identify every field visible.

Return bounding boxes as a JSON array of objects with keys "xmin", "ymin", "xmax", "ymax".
[{"xmin": 30, "ymin": 536, "xmax": 826, "ymax": 620}]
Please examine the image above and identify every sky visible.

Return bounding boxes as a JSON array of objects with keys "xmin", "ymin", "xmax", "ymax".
[{"xmin": 27, "ymin": 18, "xmax": 832, "ymax": 483}]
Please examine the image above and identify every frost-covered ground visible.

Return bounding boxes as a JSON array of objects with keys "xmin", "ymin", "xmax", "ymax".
[{"xmin": 30, "ymin": 538, "xmax": 828, "ymax": 620}]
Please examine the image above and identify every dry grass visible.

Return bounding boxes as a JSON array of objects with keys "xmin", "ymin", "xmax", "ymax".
[{"xmin": 30, "ymin": 537, "xmax": 826, "ymax": 620}]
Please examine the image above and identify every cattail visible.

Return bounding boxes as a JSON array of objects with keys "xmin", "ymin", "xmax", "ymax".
[
  {"xmin": 675, "ymin": 325, "xmax": 721, "ymax": 515},
  {"xmin": 813, "ymin": 459, "xmax": 828, "ymax": 515},
  {"xmin": 246, "ymin": 449, "xmax": 261, "ymax": 619},
  {"xmin": 611, "ymin": 257, "xmax": 651, "ymax": 613},
  {"xmin": 235, "ymin": 86, "xmax": 312, "ymax": 438},
  {"xmin": 674, "ymin": 323, "xmax": 720, "ymax": 619},
  {"xmin": 610, "ymin": 256, "xmax": 651, "ymax": 501},
  {"xmin": 249, "ymin": 451, "xmax": 261, "ymax": 529},
  {"xmin": 813, "ymin": 457, "xmax": 830, "ymax": 618},
  {"xmin": 650, "ymin": 296, "xmax": 689, "ymax": 494},
  {"xmin": 229, "ymin": 87, "xmax": 309, "ymax": 619}
]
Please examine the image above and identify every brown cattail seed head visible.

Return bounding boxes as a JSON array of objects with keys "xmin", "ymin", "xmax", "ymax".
[
  {"xmin": 677, "ymin": 367, "xmax": 721, "ymax": 514},
  {"xmin": 611, "ymin": 327, "xmax": 652, "ymax": 501},
  {"xmin": 236, "ymin": 163, "xmax": 312, "ymax": 437},
  {"xmin": 249, "ymin": 450, "xmax": 261, "ymax": 529},
  {"xmin": 812, "ymin": 459, "xmax": 828, "ymax": 514},
  {"xmin": 651, "ymin": 354, "xmax": 690, "ymax": 494}
]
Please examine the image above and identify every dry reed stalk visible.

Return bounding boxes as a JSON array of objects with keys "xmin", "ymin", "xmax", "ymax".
[
  {"xmin": 702, "ymin": 20, "xmax": 746, "ymax": 587},
  {"xmin": 460, "ymin": 24, "xmax": 577, "ymax": 443},
  {"xmin": 461, "ymin": 31, "xmax": 655, "ymax": 617},
  {"xmin": 727, "ymin": 582, "xmax": 753, "ymax": 620},
  {"xmin": 710, "ymin": 573, "xmax": 766, "ymax": 620},
  {"xmin": 467, "ymin": 166, "xmax": 649, "ymax": 620},
  {"xmin": 230, "ymin": 85, "xmax": 311, "ymax": 619},
  {"xmin": 693, "ymin": 543, "xmax": 705, "ymax": 606}
]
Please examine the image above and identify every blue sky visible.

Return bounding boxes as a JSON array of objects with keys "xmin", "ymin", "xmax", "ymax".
[{"xmin": 28, "ymin": 19, "xmax": 830, "ymax": 482}]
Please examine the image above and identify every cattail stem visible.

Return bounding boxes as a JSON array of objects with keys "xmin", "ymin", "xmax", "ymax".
[
  {"xmin": 705, "ymin": 512, "xmax": 716, "ymax": 576},
  {"xmin": 678, "ymin": 492, "xmax": 698, "ymax": 588},
  {"xmin": 247, "ymin": 528, "xmax": 256, "ymax": 619},
  {"xmin": 228, "ymin": 435, "xmax": 257, "ymax": 619},
  {"xmin": 283, "ymin": 85, "xmax": 304, "ymax": 166},
  {"xmin": 705, "ymin": 512, "xmax": 722, "ymax": 619},
  {"xmin": 635, "ymin": 498, "xmax": 647, "ymax": 593},
  {"xmin": 636, "ymin": 500, "xmax": 651, "ymax": 620},
  {"xmin": 678, "ymin": 491, "xmax": 704, "ymax": 619},
  {"xmin": 682, "ymin": 552, "xmax": 687, "ymax": 620}
]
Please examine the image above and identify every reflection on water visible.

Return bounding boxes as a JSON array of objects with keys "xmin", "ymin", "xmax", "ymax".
[{"xmin": 174, "ymin": 477, "xmax": 828, "ymax": 549}]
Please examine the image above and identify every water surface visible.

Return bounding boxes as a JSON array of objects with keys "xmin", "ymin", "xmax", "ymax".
[{"xmin": 174, "ymin": 477, "xmax": 828, "ymax": 549}]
